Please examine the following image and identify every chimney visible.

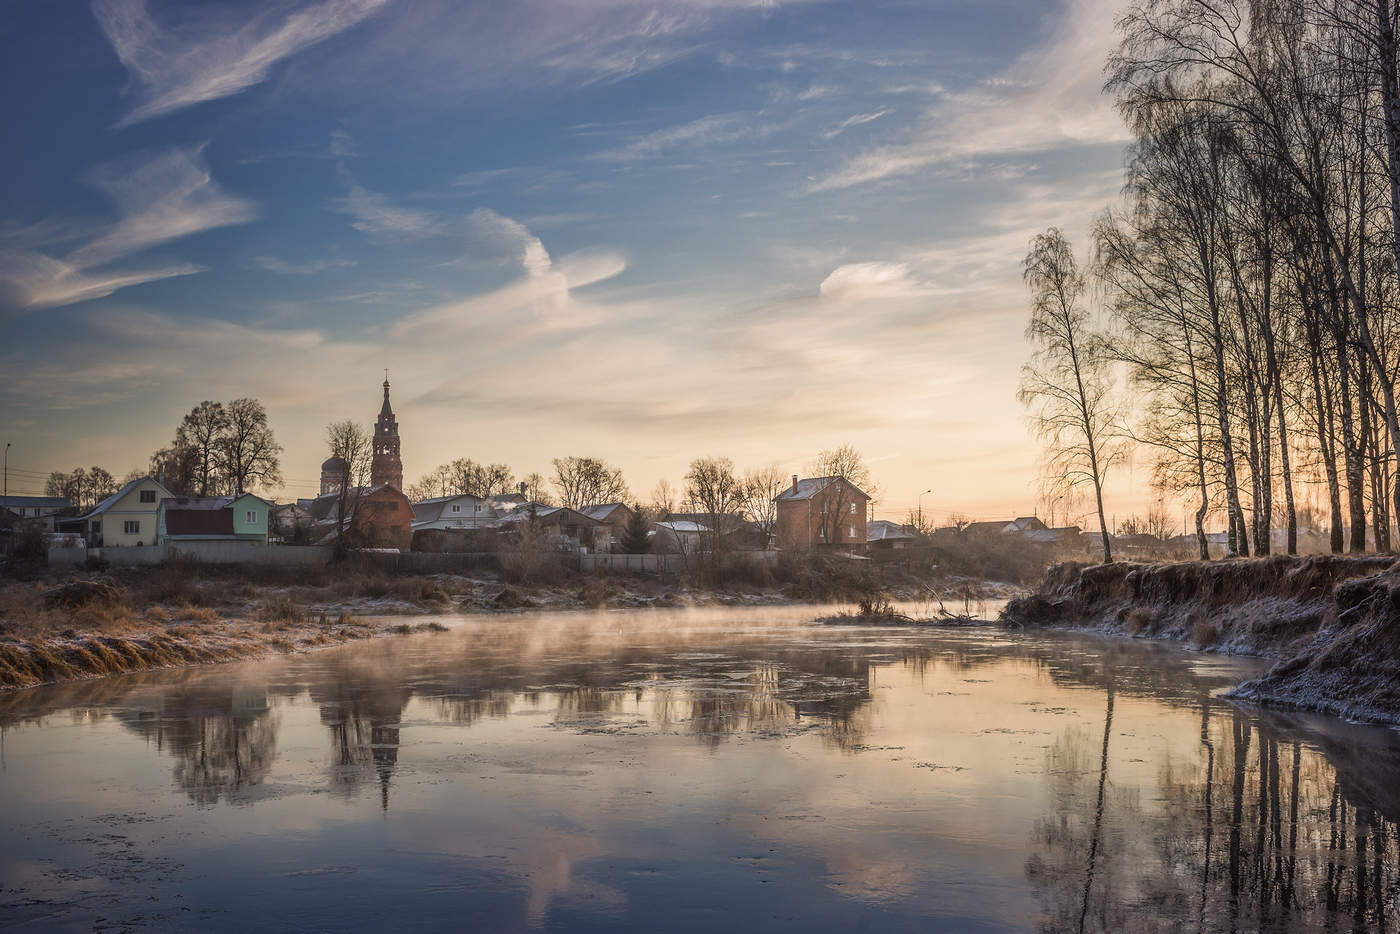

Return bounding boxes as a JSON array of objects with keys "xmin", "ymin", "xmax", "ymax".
[
  {"xmin": 791, "ymin": 475, "xmax": 799, "ymax": 495},
  {"xmin": 518, "ymin": 481, "xmax": 527, "ymax": 498}
]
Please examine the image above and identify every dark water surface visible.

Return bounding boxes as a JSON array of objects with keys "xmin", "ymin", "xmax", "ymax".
[{"xmin": 2, "ymin": 607, "xmax": 1399, "ymax": 932}]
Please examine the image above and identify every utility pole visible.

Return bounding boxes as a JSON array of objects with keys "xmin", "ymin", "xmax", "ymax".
[
  {"xmin": 917, "ymin": 489, "xmax": 932, "ymax": 530},
  {"xmin": 2, "ymin": 442, "xmax": 9, "ymax": 515}
]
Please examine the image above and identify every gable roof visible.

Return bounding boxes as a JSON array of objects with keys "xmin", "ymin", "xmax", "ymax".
[
  {"xmin": 867, "ymin": 520, "xmax": 916, "ymax": 542},
  {"xmin": 774, "ymin": 476, "xmax": 871, "ymax": 502},
  {"xmin": 81, "ymin": 476, "xmax": 171, "ymax": 518},
  {"xmin": 581, "ymin": 502, "xmax": 629, "ymax": 522},
  {"xmin": 411, "ymin": 492, "xmax": 489, "ymax": 522}
]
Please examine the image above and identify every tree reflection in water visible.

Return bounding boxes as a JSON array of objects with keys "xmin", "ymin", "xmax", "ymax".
[{"xmin": 1029, "ymin": 690, "xmax": 1400, "ymax": 931}]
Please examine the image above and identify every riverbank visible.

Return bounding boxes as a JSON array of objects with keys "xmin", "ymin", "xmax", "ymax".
[
  {"xmin": 0, "ymin": 562, "xmax": 1015, "ymax": 690},
  {"xmin": 1000, "ymin": 554, "xmax": 1400, "ymax": 724}
]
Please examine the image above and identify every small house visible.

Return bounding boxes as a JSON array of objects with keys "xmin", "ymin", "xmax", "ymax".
[
  {"xmin": 75, "ymin": 476, "xmax": 171, "ymax": 547},
  {"xmin": 159, "ymin": 493, "xmax": 272, "ymax": 543}
]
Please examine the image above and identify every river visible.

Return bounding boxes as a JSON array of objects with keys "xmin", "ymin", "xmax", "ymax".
[{"xmin": 1, "ymin": 605, "xmax": 1397, "ymax": 931}]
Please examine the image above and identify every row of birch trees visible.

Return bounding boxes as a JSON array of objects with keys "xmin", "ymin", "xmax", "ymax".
[{"xmin": 1023, "ymin": 0, "xmax": 1400, "ymax": 559}]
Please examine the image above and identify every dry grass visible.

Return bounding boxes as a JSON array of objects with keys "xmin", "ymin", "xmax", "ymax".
[
  {"xmin": 1124, "ymin": 607, "xmax": 1152, "ymax": 635},
  {"xmin": 1192, "ymin": 617, "xmax": 1222, "ymax": 648}
]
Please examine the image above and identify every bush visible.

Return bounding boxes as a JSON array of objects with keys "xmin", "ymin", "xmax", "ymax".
[
  {"xmin": 1192, "ymin": 617, "xmax": 1221, "ymax": 648},
  {"xmin": 1125, "ymin": 607, "xmax": 1152, "ymax": 634}
]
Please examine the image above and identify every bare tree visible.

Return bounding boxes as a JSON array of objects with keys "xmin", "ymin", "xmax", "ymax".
[
  {"xmin": 175, "ymin": 401, "xmax": 228, "ymax": 496},
  {"xmin": 684, "ymin": 456, "xmax": 744, "ymax": 556},
  {"xmin": 809, "ymin": 444, "xmax": 875, "ymax": 547},
  {"xmin": 1019, "ymin": 228, "xmax": 1120, "ymax": 563},
  {"xmin": 740, "ymin": 464, "xmax": 786, "ymax": 545},
  {"xmin": 552, "ymin": 456, "xmax": 628, "ymax": 509},
  {"xmin": 409, "ymin": 459, "xmax": 514, "ymax": 500},
  {"xmin": 326, "ymin": 420, "xmax": 372, "ymax": 540}
]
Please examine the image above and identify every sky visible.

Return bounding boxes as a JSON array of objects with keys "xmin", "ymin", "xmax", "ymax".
[{"xmin": 0, "ymin": 0, "xmax": 1142, "ymax": 525}]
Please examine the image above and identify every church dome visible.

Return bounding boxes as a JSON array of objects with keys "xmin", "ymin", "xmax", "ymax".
[{"xmin": 321, "ymin": 456, "xmax": 348, "ymax": 472}]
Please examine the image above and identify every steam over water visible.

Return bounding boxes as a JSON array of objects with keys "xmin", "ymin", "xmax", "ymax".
[{"xmin": 1, "ymin": 607, "xmax": 1398, "ymax": 931}]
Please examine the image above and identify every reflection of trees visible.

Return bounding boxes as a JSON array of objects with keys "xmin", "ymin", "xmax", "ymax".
[
  {"xmin": 115, "ymin": 683, "xmax": 279, "ymax": 805},
  {"xmin": 1028, "ymin": 693, "xmax": 1400, "ymax": 931}
]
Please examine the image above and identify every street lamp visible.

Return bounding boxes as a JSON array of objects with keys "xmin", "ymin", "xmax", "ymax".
[
  {"xmin": 2, "ymin": 442, "xmax": 9, "ymax": 514},
  {"xmin": 917, "ymin": 489, "xmax": 932, "ymax": 530}
]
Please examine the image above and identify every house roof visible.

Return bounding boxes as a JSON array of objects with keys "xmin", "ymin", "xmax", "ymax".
[
  {"xmin": 656, "ymin": 520, "xmax": 709, "ymax": 534},
  {"xmin": 0, "ymin": 496, "xmax": 71, "ymax": 509},
  {"xmin": 581, "ymin": 502, "xmax": 628, "ymax": 522},
  {"xmin": 1008, "ymin": 516, "xmax": 1048, "ymax": 531},
  {"xmin": 81, "ymin": 476, "xmax": 170, "ymax": 518},
  {"xmin": 867, "ymin": 520, "xmax": 916, "ymax": 542},
  {"xmin": 163, "ymin": 496, "xmax": 234, "ymax": 510},
  {"xmin": 412, "ymin": 493, "xmax": 488, "ymax": 522},
  {"xmin": 774, "ymin": 476, "xmax": 871, "ymax": 502},
  {"xmin": 962, "ymin": 520, "xmax": 1012, "ymax": 534}
]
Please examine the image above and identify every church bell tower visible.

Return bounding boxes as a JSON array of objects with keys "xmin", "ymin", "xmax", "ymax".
[{"xmin": 371, "ymin": 374, "xmax": 403, "ymax": 491}]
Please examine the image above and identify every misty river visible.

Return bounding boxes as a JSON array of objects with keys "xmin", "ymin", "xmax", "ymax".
[{"xmin": 1, "ymin": 606, "xmax": 1398, "ymax": 932}]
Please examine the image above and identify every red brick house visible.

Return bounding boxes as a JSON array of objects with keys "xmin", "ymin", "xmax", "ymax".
[
  {"xmin": 351, "ymin": 484, "xmax": 414, "ymax": 551},
  {"xmin": 774, "ymin": 475, "xmax": 870, "ymax": 550}
]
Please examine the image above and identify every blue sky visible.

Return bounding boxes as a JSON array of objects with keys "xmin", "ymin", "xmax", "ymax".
[{"xmin": 0, "ymin": 0, "xmax": 1133, "ymax": 520}]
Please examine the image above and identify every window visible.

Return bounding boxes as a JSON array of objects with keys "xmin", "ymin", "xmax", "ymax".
[
  {"xmin": 451, "ymin": 504, "xmax": 460, "ymax": 513},
  {"xmin": 139, "ymin": 489, "xmax": 156, "ymax": 503},
  {"xmin": 246, "ymin": 511, "xmax": 257, "ymax": 524},
  {"xmin": 849, "ymin": 526, "xmax": 856, "ymax": 539},
  {"xmin": 849, "ymin": 503, "xmax": 856, "ymax": 515},
  {"xmin": 124, "ymin": 520, "xmax": 140, "ymax": 535}
]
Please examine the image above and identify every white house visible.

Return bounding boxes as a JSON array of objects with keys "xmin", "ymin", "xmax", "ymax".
[
  {"xmin": 77, "ymin": 476, "xmax": 172, "ymax": 547},
  {"xmin": 411, "ymin": 493, "xmax": 498, "ymax": 531}
]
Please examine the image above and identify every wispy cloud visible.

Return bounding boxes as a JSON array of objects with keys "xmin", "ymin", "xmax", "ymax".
[
  {"xmin": 94, "ymin": 0, "xmax": 390, "ymax": 125},
  {"xmin": 820, "ymin": 108, "xmax": 892, "ymax": 139},
  {"xmin": 253, "ymin": 255, "xmax": 357, "ymax": 275},
  {"xmin": 809, "ymin": 0, "xmax": 1126, "ymax": 191},
  {"xmin": 330, "ymin": 166, "xmax": 443, "ymax": 238},
  {"xmin": 0, "ymin": 147, "xmax": 255, "ymax": 311},
  {"xmin": 594, "ymin": 114, "xmax": 749, "ymax": 161}
]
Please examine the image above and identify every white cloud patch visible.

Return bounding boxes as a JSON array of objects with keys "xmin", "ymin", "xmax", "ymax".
[
  {"xmin": 594, "ymin": 114, "xmax": 749, "ymax": 161},
  {"xmin": 0, "ymin": 147, "xmax": 255, "ymax": 311},
  {"xmin": 94, "ymin": 0, "xmax": 390, "ymax": 125},
  {"xmin": 465, "ymin": 208, "xmax": 552, "ymax": 277},
  {"xmin": 809, "ymin": 0, "xmax": 1127, "ymax": 191},
  {"xmin": 818, "ymin": 261, "xmax": 926, "ymax": 300}
]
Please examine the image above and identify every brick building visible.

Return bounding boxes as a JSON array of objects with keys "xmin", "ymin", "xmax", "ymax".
[
  {"xmin": 774, "ymin": 475, "xmax": 870, "ymax": 550},
  {"xmin": 351, "ymin": 484, "xmax": 414, "ymax": 551}
]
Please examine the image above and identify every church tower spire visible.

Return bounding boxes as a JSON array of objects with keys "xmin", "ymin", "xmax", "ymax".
[{"xmin": 371, "ymin": 372, "xmax": 403, "ymax": 491}]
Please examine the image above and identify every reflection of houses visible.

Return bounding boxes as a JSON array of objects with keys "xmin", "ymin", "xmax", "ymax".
[
  {"xmin": 867, "ymin": 520, "xmax": 917, "ymax": 550},
  {"xmin": 71, "ymin": 476, "xmax": 171, "ymax": 547},
  {"xmin": 775, "ymin": 475, "xmax": 870, "ymax": 550},
  {"xmin": 158, "ymin": 493, "xmax": 272, "ymax": 543}
]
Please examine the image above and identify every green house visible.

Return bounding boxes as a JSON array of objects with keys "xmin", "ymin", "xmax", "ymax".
[{"xmin": 159, "ymin": 493, "xmax": 273, "ymax": 543}]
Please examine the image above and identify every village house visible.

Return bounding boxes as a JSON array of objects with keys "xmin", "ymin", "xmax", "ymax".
[
  {"xmin": 72, "ymin": 476, "xmax": 171, "ymax": 547},
  {"xmin": 269, "ymin": 502, "xmax": 316, "ymax": 541},
  {"xmin": 867, "ymin": 520, "xmax": 917, "ymax": 550},
  {"xmin": 651, "ymin": 519, "xmax": 708, "ymax": 555},
  {"xmin": 158, "ymin": 493, "xmax": 272, "ymax": 543},
  {"xmin": 350, "ymin": 484, "xmax": 415, "ymax": 551},
  {"xmin": 0, "ymin": 495, "xmax": 73, "ymax": 530},
  {"xmin": 412, "ymin": 493, "xmax": 497, "ymax": 531},
  {"xmin": 494, "ymin": 504, "xmax": 609, "ymax": 553},
  {"xmin": 774, "ymin": 475, "xmax": 871, "ymax": 550},
  {"xmin": 581, "ymin": 502, "xmax": 635, "ymax": 551}
]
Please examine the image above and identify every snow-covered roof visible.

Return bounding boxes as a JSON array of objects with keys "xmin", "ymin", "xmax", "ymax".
[
  {"xmin": 867, "ymin": 520, "xmax": 916, "ymax": 542},
  {"xmin": 656, "ymin": 520, "xmax": 709, "ymax": 534},
  {"xmin": 774, "ymin": 476, "xmax": 870, "ymax": 502},
  {"xmin": 580, "ymin": 502, "xmax": 628, "ymax": 522}
]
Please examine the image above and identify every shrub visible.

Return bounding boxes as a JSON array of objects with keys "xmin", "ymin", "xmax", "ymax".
[
  {"xmin": 1125, "ymin": 607, "xmax": 1152, "ymax": 635},
  {"xmin": 1192, "ymin": 617, "xmax": 1222, "ymax": 648},
  {"xmin": 255, "ymin": 597, "xmax": 305, "ymax": 624}
]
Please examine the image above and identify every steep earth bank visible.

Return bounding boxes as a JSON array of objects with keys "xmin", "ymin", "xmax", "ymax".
[{"xmin": 1001, "ymin": 555, "xmax": 1400, "ymax": 724}]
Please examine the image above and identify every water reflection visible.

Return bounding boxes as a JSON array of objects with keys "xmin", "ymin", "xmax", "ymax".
[{"xmin": 0, "ymin": 613, "xmax": 1398, "ymax": 932}]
